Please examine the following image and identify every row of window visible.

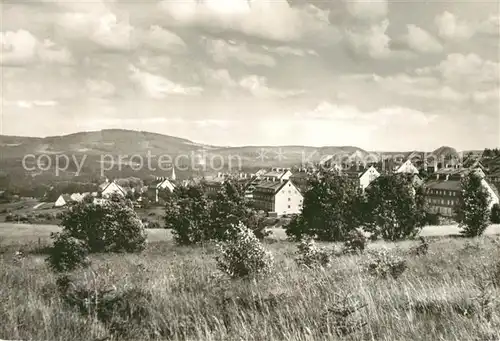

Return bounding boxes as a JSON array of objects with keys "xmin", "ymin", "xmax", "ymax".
[
  {"xmin": 427, "ymin": 198, "xmax": 457, "ymax": 206},
  {"xmin": 429, "ymin": 190, "xmax": 458, "ymax": 196}
]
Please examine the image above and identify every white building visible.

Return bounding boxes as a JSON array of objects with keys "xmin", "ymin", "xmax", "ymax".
[
  {"xmin": 344, "ymin": 165, "xmax": 380, "ymax": 192},
  {"xmin": 101, "ymin": 181, "xmax": 127, "ymax": 198},
  {"xmin": 395, "ymin": 160, "xmax": 419, "ymax": 175},
  {"xmin": 252, "ymin": 179, "xmax": 303, "ymax": 216}
]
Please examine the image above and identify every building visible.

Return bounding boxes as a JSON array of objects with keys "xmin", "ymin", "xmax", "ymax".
[
  {"xmin": 54, "ymin": 194, "xmax": 72, "ymax": 208},
  {"xmin": 343, "ymin": 165, "xmax": 380, "ymax": 192},
  {"xmin": 251, "ymin": 179, "xmax": 303, "ymax": 216},
  {"xmin": 260, "ymin": 168, "xmax": 293, "ymax": 181},
  {"xmin": 395, "ymin": 159, "xmax": 419, "ymax": 175},
  {"xmin": 100, "ymin": 181, "xmax": 127, "ymax": 198},
  {"xmin": 425, "ymin": 168, "xmax": 500, "ymax": 216}
]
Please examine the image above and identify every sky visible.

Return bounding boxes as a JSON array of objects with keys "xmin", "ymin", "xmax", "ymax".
[{"xmin": 0, "ymin": 0, "xmax": 499, "ymax": 151}]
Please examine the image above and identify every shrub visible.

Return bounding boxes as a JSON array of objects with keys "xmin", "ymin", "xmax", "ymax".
[
  {"xmin": 342, "ymin": 230, "xmax": 367, "ymax": 255},
  {"xmin": 215, "ymin": 223, "xmax": 274, "ymax": 279},
  {"xmin": 146, "ymin": 221, "xmax": 161, "ymax": 229},
  {"xmin": 491, "ymin": 203, "xmax": 500, "ymax": 224},
  {"xmin": 46, "ymin": 233, "xmax": 90, "ymax": 272},
  {"xmin": 54, "ymin": 194, "xmax": 146, "ymax": 253},
  {"xmin": 364, "ymin": 248, "xmax": 407, "ymax": 279},
  {"xmin": 4, "ymin": 213, "xmax": 13, "ymax": 222},
  {"xmin": 295, "ymin": 238, "xmax": 331, "ymax": 268}
]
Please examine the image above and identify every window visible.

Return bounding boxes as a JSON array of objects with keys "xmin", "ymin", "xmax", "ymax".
[
  {"xmin": 288, "ymin": 205, "xmax": 291, "ymax": 209},
  {"xmin": 288, "ymin": 198, "xmax": 291, "ymax": 201}
]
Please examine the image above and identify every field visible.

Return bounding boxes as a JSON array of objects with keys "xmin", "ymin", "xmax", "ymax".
[{"xmin": 2, "ymin": 224, "xmax": 500, "ymax": 341}]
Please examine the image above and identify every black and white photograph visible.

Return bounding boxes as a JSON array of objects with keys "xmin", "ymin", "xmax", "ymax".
[{"xmin": 0, "ymin": 0, "xmax": 499, "ymax": 340}]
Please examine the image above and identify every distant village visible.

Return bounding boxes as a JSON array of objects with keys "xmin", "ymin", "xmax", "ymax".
[{"xmin": 39, "ymin": 149, "xmax": 500, "ymax": 220}]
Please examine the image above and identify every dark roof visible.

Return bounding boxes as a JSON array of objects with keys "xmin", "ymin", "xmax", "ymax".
[
  {"xmin": 253, "ymin": 180, "xmax": 289, "ymax": 194},
  {"xmin": 425, "ymin": 180, "xmax": 461, "ymax": 191}
]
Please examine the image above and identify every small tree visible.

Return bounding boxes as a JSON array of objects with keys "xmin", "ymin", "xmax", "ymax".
[
  {"xmin": 490, "ymin": 203, "xmax": 500, "ymax": 224},
  {"xmin": 215, "ymin": 223, "xmax": 273, "ymax": 279},
  {"xmin": 285, "ymin": 171, "xmax": 363, "ymax": 242},
  {"xmin": 456, "ymin": 173, "xmax": 491, "ymax": 237},
  {"xmin": 167, "ymin": 185, "xmax": 211, "ymax": 245},
  {"xmin": 363, "ymin": 175, "xmax": 426, "ymax": 241}
]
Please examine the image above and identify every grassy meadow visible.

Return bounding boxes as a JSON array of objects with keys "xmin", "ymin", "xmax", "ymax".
[{"xmin": 2, "ymin": 224, "xmax": 500, "ymax": 341}]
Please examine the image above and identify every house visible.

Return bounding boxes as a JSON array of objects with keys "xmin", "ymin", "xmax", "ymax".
[
  {"xmin": 425, "ymin": 170, "xmax": 500, "ymax": 217},
  {"xmin": 289, "ymin": 168, "xmax": 317, "ymax": 193},
  {"xmin": 343, "ymin": 165, "xmax": 380, "ymax": 192},
  {"xmin": 203, "ymin": 173, "xmax": 228, "ymax": 195},
  {"xmin": 261, "ymin": 168, "xmax": 293, "ymax": 181},
  {"xmin": 251, "ymin": 179, "xmax": 303, "ymax": 216},
  {"xmin": 54, "ymin": 194, "xmax": 73, "ymax": 208},
  {"xmin": 101, "ymin": 181, "xmax": 127, "ymax": 198},
  {"xmin": 395, "ymin": 160, "xmax": 419, "ymax": 175}
]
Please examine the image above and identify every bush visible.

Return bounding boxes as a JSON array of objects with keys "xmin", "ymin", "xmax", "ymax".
[
  {"xmin": 364, "ymin": 248, "xmax": 407, "ymax": 279},
  {"xmin": 215, "ymin": 223, "xmax": 274, "ymax": 279},
  {"xmin": 491, "ymin": 203, "xmax": 500, "ymax": 224},
  {"xmin": 342, "ymin": 230, "xmax": 367, "ymax": 255},
  {"xmin": 55, "ymin": 194, "xmax": 146, "ymax": 253},
  {"xmin": 47, "ymin": 195, "xmax": 146, "ymax": 272},
  {"xmin": 46, "ymin": 233, "xmax": 90, "ymax": 272},
  {"xmin": 146, "ymin": 221, "xmax": 161, "ymax": 229},
  {"xmin": 295, "ymin": 238, "xmax": 331, "ymax": 268}
]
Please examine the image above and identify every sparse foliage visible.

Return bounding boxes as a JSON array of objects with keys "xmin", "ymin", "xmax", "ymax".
[
  {"xmin": 365, "ymin": 248, "xmax": 407, "ymax": 279},
  {"xmin": 295, "ymin": 238, "xmax": 331, "ymax": 268},
  {"xmin": 342, "ymin": 230, "xmax": 367, "ymax": 255}
]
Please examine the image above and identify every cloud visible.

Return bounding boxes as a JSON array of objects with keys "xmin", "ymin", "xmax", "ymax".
[
  {"xmin": 143, "ymin": 25, "xmax": 186, "ymax": 53},
  {"xmin": 0, "ymin": 30, "xmax": 74, "ymax": 66},
  {"xmin": 435, "ymin": 11, "xmax": 474, "ymax": 40},
  {"xmin": 477, "ymin": 15, "xmax": 500, "ymax": 36},
  {"xmin": 86, "ymin": 79, "xmax": 116, "ymax": 97},
  {"xmin": 262, "ymin": 45, "xmax": 318, "ymax": 57},
  {"xmin": 345, "ymin": 19, "xmax": 391, "ymax": 59},
  {"xmin": 56, "ymin": 9, "xmax": 134, "ymax": 52},
  {"xmin": 129, "ymin": 65, "xmax": 203, "ymax": 98},
  {"xmin": 344, "ymin": 0, "xmax": 388, "ymax": 20},
  {"xmin": 205, "ymin": 39, "xmax": 276, "ymax": 67},
  {"xmin": 3, "ymin": 99, "xmax": 59, "ymax": 108},
  {"xmin": 417, "ymin": 53, "xmax": 499, "ymax": 85},
  {"xmin": 239, "ymin": 75, "xmax": 305, "ymax": 98},
  {"xmin": 158, "ymin": 0, "xmax": 330, "ymax": 42},
  {"xmin": 405, "ymin": 24, "xmax": 443, "ymax": 54}
]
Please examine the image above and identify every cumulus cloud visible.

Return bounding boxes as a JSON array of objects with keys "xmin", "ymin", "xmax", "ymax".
[
  {"xmin": 344, "ymin": 0, "xmax": 388, "ymax": 20},
  {"xmin": 262, "ymin": 45, "xmax": 318, "ymax": 57},
  {"xmin": 345, "ymin": 19, "xmax": 391, "ymax": 59},
  {"xmin": 417, "ymin": 53, "xmax": 499, "ymax": 85},
  {"xmin": 158, "ymin": 0, "xmax": 330, "ymax": 42},
  {"xmin": 143, "ymin": 26, "xmax": 186, "ymax": 53},
  {"xmin": 405, "ymin": 24, "xmax": 443, "ymax": 54},
  {"xmin": 435, "ymin": 11, "xmax": 474, "ymax": 40},
  {"xmin": 0, "ymin": 30, "xmax": 74, "ymax": 66},
  {"xmin": 56, "ymin": 9, "xmax": 134, "ymax": 51},
  {"xmin": 239, "ymin": 75, "xmax": 305, "ymax": 98},
  {"xmin": 129, "ymin": 65, "xmax": 203, "ymax": 98},
  {"xmin": 205, "ymin": 39, "xmax": 276, "ymax": 67}
]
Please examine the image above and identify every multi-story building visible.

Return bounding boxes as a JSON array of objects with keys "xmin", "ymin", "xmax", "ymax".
[
  {"xmin": 252, "ymin": 179, "xmax": 303, "ymax": 216},
  {"xmin": 342, "ymin": 165, "xmax": 380, "ymax": 192},
  {"xmin": 425, "ymin": 167, "xmax": 500, "ymax": 216}
]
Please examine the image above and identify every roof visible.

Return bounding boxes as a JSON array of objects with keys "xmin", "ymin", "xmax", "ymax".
[
  {"xmin": 253, "ymin": 180, "xmax": 289, "ymax": 194},
  {"xmin": 101, "ymin": 182, "xmax": 127, "ymax": 195},
  {"xmin": 485, "ymin": 179, "xmax": 500, "ymax": 200},
  {"xmin": 60, "ymin": 194, "xmax": 72, "ymax": 202},
  {"xmin": 425, "ymin": 180, "xmax": 462, "ymax": 191}
]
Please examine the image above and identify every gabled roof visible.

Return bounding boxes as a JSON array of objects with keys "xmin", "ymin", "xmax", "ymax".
[
  {"xmin": 485, "ymin": 179, "xmax": 500, "ymax": 201},
  {"xmin": 425, "ymin": 180, "xmax": 462, "ymax": 191},
  {"xmin": 253, "ymin": 180, "xmax": 289, "ymax": 194},
  {"xmin": 101, "ymin": 181, "xmax": 127, "ymax": 195},
  {"xmin": 60, "ymin": 194, "xmax": 72, "ymax": 202}
]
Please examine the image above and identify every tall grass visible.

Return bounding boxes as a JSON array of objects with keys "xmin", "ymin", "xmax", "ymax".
[{"xmin": 1, "ymin": 237, "xmax": 500, "ymax": 341}]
